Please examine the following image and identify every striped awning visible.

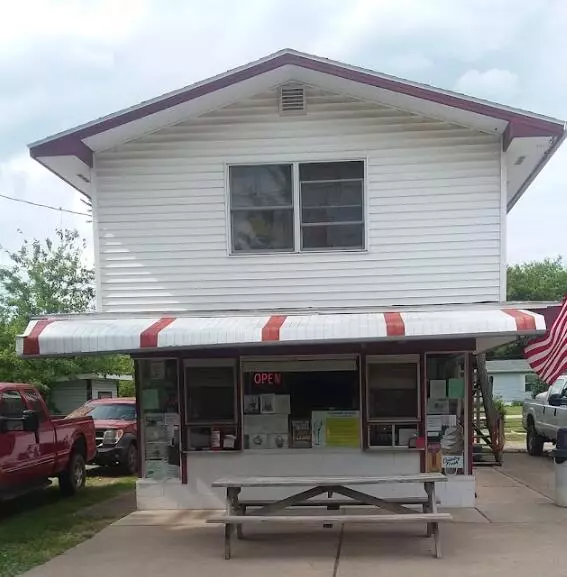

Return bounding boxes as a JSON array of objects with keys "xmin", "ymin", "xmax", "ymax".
[{"xmin": 16, "ymin": 307, "xmax": 546, "ymax": 357}]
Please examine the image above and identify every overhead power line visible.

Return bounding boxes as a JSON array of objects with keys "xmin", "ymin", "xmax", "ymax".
[{"xmin": 0, "ymin": 192, "xmax": 90, "ymax": 217}]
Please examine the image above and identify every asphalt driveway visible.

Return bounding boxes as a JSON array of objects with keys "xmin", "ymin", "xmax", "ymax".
[{"xmin": 20, "ymin": 454, "xmax": 565, "ymax": 577}]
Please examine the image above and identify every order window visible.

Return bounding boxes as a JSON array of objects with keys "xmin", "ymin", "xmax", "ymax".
[
  {"xmin": 242, "ymin": 357, "xmax": 360, "ymax": 450},
  {"xmin": 185, "ymin": 360, "xmax": 239, "ymax": 452},
  {"xmin": 366, "ymin": 356, "xmax": 420, "ymax": 449}
]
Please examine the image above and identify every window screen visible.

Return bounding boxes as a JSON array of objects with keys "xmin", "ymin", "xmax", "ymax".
[
  {"xmin": 300, "ymin": 161, "xmax": 364, "ymax": 250},
  {"xmin": 185, "ymin": 365, "xmax": 236, "ymax": 423},
  {"xmin": 367, "ymin": 361, "xmax": 419, "ymax": 420}
]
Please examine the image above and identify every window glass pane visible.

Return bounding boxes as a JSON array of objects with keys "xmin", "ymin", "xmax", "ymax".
[
  {"xmin": 367, "ymin": 362, "xmax": 418, "ymax": 420},
  {"xmin": 230, "ymin": 165, "xmax": 292, "ymax": 208},
  {"xmin": 302, "ymin": 206, "xmax": 363, "ymax": 224},
  {"xmin": 186, "ymin": 366, "xmax": 235, "ymax": 422},
  {"xmin": 300, "ymin": 161, "xmax": 364, "ymax": 181},
  {"xmin": 232, "ymin": 208, "xmax": 294, "ymax": 252},
  {"xmin": 0, "ymin": 390, "xmax": 25, "ymax": 418},
  {"xmin": 302, "ymin": 223, "xmax": 364, "ymax": 250},
  {"xmin": 301, "ymin": 181, "xmax": 363, "ymax": 208},
  {"xmin": 21, "ymin": 390, "xmax": 48, "ymax": 421},
  {"xmin": 243, "ymin": 369, "xmax": 360, "ymax": 449}
]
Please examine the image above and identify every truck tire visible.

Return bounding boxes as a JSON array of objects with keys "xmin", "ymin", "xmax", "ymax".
[
  {"xmin": 122, "ymin": 443, "xmax": 138, "ymax": 475},
  {"xmin": 526, "ymin": 419, "xmax": 545, "ymax": 456},
  {"xmin": 59, "ymin": 448, "xmax": 86, "ymax": 496}
]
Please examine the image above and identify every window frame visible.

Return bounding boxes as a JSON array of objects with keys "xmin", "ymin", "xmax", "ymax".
[
  {"xmin": 226, "ymin": 159, "xmax": 368, "ymax": 255},
  {"xmin": 365, "ymin": 355, "xmax": 421, "ymax": 424}
]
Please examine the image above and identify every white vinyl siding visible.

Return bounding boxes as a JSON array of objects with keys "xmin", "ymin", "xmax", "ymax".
[{"xmin": 94, "ymin": 86, "xmax": 502, "ymax": 313}]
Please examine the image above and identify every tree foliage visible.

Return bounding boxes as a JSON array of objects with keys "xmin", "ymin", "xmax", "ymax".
[
  {"xmin": 507, "ymin": 257, "xmax": 567, "ymax": 302},
  {"xmin": 0, "ymin": 229, "xmax": 132, "ymax": 400},
  {"xmin": 489, "ymin": 257, "xmax": 567, "ymax": 360}
]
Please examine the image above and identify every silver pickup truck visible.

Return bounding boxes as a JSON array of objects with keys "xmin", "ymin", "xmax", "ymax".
[{"xmin": 523, "ymin": 375, "xmax": 567, "ymax": 455}]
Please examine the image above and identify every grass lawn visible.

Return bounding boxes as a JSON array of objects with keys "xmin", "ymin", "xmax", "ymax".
[
  {"xmin": 504, "ymin": 405, "xmax": 526, "ymax": 442},
  {"xmin": 0, "ymin": 471, "xmax": 136, "ymax": 577}
]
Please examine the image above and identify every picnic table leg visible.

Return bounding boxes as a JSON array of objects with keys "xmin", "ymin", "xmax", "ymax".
[
  {"xmin": 425, "ymin": 482, "xmax": 441, "ymax": 558},
  {"xmin": 225, "ymin": 487, "xmax": 240, "ymax": 559}
]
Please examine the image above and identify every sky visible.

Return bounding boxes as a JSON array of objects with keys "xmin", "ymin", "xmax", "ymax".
[{"xmin": 0, "ymin": 0, "xmax": 566, "ymax": 265}]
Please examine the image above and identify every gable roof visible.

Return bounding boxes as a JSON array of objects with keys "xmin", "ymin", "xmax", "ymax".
[{"xmin": 29, "ymin": 48, "xmax": 565, "ymax": 208}]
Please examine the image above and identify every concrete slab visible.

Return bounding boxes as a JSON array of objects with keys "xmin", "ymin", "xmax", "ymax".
[
  {"xmin": 338, "ymin": 522, "xmax": 563, "ymax": 577},
  {"xmin": 19, "ymin": 455, "xmax": 567, "ymax": 577},
  {"xmin": 501, "ymin": 452, "xmax": 555, "ymax": 499},
  {"xmin": 21, "ymin": 522, "xmax": 339, "ymax": 577}
]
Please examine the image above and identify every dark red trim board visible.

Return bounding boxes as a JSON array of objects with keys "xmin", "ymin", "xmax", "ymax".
[
  {"xmin": 384, "ymin": 312, "xmax": 405, "ymax": 337},
  {"xmin": 23, "ymin": 319, "xmax": 54, "ymax": 356},
  {"xmin": 140, "ymin": 317, "xmax": 176, "ymax": 348},
  {"xmin": 262, "ymin": 315, "xmax": 287, "ymax": 342},
  {"xmin": 502, "ymin": 309, "xmax": 537, "ymax": 332}
]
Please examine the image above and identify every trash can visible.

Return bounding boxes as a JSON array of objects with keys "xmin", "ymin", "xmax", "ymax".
[{"xmin": 552, "ymin": 428, "xmax": 567, "ymax": 507}]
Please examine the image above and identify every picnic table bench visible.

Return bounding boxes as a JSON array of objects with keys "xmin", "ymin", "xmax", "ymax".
[{"xmin": 207, "ymin": 473, "xmax": 452, "ymax": 559}]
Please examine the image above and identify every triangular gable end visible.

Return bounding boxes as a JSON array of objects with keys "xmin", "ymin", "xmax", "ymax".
[{"xmin": 29, "ymin": 49, "xmax": 565, "ymax": 209}]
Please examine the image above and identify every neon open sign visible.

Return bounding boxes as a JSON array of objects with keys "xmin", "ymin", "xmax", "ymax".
[{"xmin": 253, "ymin": 372, "xmax": 282, "ymax": 385}]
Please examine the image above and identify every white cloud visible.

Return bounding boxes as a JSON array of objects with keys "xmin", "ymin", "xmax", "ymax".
[
  {"xmin": 0, "ymin": 154, "xmax": 92, "ymax": 262},
  {"xmin": 454, "ymin": 69, "xmax": 519, "ymax": 101},
  {"xmin": 0, "ymin": 0, "xmax": 565, "ymax": 272}
]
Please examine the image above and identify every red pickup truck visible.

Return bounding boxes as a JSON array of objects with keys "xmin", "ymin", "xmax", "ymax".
[{"xmin": 0, "ymin": 383, "xmax": 96, "ymax": 501}]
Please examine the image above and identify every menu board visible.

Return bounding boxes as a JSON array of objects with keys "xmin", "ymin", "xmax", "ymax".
[{"xmin": 312, "ymin": 410, "xmax": 360, "ymax": 448}]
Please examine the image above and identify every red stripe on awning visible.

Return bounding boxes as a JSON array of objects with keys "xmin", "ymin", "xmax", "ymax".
[
  {"xmin": 262, "ymin": 315, "xmax": 287, "ymax": 341},
  {"xmin": 23, "ymin": 319, "xmax": 54, "ymax": 356},
  {"xmin": 140, "ymin": 317, "xmax": 176, "ymax": 348},
  {"xmin": 384, "ymin": 312, "xmax": 405, "ymax": 337},
  {"xmin": 502, "ymin": 309, "xmax": 536, "ymax": 332}
]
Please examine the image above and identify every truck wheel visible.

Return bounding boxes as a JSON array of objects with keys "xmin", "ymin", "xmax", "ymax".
[
  {"xmin": 123, "ymin": 443, "xmax": 138, "ymax": 475},
  {"xmin": 59, "ymin": 451, "xmax": 86, "ymax": 495},
  {"xmin": 526, "ymin": 421, "xmax": 545, "ymax": 456}
]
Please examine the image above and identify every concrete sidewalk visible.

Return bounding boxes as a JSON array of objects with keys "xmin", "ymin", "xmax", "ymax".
[{"xmin": 21, "ymin": 459, "xmax": 567, "ymax": 577}]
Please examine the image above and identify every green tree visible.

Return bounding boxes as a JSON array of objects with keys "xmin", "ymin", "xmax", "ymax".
[
  {"xmin": 489, "ymin": 257, "xmax": 567, "ymax": 360},
  {"xmin": 0, "ymin": 229, "xmax": 132, "ymax": 401},
  {"xmin": 507, "ymin": 257, "xmax": 567, "ymax": 301}
]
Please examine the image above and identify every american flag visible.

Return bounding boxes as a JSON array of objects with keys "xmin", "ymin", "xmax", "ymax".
[{"xmin": 524, "ymin": 296, "xmax": 567, "ymax": 385}]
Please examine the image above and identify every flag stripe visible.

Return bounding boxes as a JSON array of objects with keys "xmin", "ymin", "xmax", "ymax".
[
  {"xmin": 528, "ymin": 309, "xmax": 567, "ymax": 373},
  {"xmin": 525, "ymin": 297, "xmax": 567, "ymax": 385}
]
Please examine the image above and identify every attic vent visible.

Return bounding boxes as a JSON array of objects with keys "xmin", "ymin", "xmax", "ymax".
[{"xmin": 279, "ymin": 85, "xmax": 306, "ymax": 115}]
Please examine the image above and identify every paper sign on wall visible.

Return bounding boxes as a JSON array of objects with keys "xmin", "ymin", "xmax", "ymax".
[
  {"xmin": 429, "ymin": 380, "xmax": 447, "ymax": 399},
  {"xmin": 442, "ymin": 454, "xmax": 464, "ymax": 470},
  {"xmin": 448, "ymin": 378, "xmax": 465, "ymax": 399}
]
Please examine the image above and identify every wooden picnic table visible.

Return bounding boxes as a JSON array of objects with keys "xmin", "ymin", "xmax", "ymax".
[{"xmin": 207, "ymin": 473, "xmax": 452, "ymax": 559}]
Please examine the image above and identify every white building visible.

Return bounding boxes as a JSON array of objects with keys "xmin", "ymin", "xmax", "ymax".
[{"xmin": 18, "ymin": 50, "xmax": 564, "ymax": 509}]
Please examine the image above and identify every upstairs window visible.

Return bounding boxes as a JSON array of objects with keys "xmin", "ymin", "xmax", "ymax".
[
  {"xmin": 229, "ymin": 161, "xmax": 365, "ymax": 253},
  {"xmin": 300, "ymin": 161, "xmax": 364, "ymax": 250},
  {"xmin": 229, "ymin": 165, "xmax": 294, "ymax": 253}
]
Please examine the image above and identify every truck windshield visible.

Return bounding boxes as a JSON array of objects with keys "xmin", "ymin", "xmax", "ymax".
[{"xmin": 87, "ymin": 404, "xmax": 136, "ymax": 421}]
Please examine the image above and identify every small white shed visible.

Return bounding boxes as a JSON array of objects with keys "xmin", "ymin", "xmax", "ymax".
[
  {"xmin": 486, "ymin": 360, "xmax": 533, "ymax": 404},
  {"xmin": 50, "ymin": 374, "xmax": 131, "ymax": 415}
]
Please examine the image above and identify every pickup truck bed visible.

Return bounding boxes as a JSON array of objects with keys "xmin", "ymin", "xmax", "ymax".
[{"xmin": 0, "ymin": 383, "xmax": 96, "ymax": 500}]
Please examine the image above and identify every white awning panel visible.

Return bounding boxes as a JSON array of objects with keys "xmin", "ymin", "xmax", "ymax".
[{"xmin": 16, "ymin": 306, "xmax": 546, "ymax": 358}]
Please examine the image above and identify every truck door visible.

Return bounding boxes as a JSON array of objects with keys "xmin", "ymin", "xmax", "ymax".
[
  {"xmin": 544, "ymin": 379, "xmax": 566, "ymax": 439},
  {"xmin": 0, "ymin": 389, "xmax": 31, "ymax": 489},
  {"xmin": 21, "ymin": 389, "xmax": 56, "ymax": 478},
  {"xmin": 551, "ymin": 378, "xmax": 567, "ymax": 436}
]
